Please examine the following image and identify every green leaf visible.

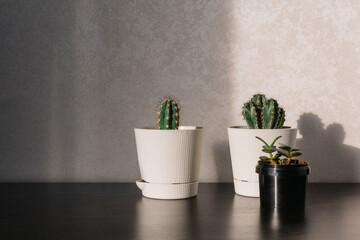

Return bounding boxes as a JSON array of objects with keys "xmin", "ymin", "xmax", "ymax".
[
  {"xmin": 255, "ymin": 136, "xmax": 270, "ymax": 147},
  {"xmin": 259, "ymin": 156, "xmax": 269, "ymax": 160},
  {"xmin": 272, "ymin": 156, "xmax": 280, "ymax": 161},
  {"xmin": 279, "ymin": 145, "xmax": 291, "ymax": 151},
  {"xmin": 289, "ymin": 152, "xmax": 302, "ymax": 158},
  {"xmin": 262, "ymin": 148, "xmax": 277, "ymax": 153},
  {"xmin": 277, "ymin": 150, "xmax": 288, "ymax": 157},
  {"xmin": 263, "ymin": 146, "xmax": 274, "ymax": 150},
  {"xmin": 270, "ymin": 136, "xmax": 282, "ymax": 147},
  {"xmin": 276, "ymin": 151, "xmax": 285, "ymax": 156},
  {"xmin": 291, "ymin": 148, "xmax": 300, "ymax": 152}
]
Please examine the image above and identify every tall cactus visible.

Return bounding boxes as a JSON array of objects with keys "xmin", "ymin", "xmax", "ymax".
[
  {"xmin": 242, "ymin": 94, "xmax": 286, "ymax": 129},
  {"xmin": 157, "ymin": 97, "xmax": 180, "ymax": 130}
]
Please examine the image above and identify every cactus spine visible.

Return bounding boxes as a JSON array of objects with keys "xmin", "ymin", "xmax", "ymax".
[
  {"xmin": 157, "ymin": 97, "xmax": 180, "ymax": 130},
  {"xmin": 242, "ymin": 94, "xmax": 285, "ymax": 129}
]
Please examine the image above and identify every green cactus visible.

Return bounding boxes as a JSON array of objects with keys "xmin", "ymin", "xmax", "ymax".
[
  {"xmin": 242, "ymin": 102, "xmax": 259, "ymax": 129},
  {"xmin": 263, "ymin": 98, "xmax": 279, "ymax": 129},
  {"xmin": 157, "ymin": 97, "xmax": 180, "ymax": 130},
  {"xmin": 242, "ymin": 94, "xmax": 286, "ymax": 129},
  {"xmin": 276, "ymin": 108, "xmax": 286, "ymax": 128},
  {"xmin": 251, "ymin": 94, "xmax": 266, "ymax": 108}
]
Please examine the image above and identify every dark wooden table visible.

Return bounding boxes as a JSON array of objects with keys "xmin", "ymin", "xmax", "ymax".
[{"xmin": 1, "ymin": 183, "xmax": 360, "ymax": 240}]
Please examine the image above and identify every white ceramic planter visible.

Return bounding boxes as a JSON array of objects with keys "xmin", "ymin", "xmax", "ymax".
[
  {"xmin": 228, "ymin": 126, "xmax": 297, "ymax": 197},
  {"xmin": 134, "ymin": 126, "xmax": 204, "ymax": 199}
]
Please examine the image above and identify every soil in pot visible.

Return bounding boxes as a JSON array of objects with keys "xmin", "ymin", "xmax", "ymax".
[{"xmin": 256, "ymin": 160, "xmax": 310, "ymax": 208}]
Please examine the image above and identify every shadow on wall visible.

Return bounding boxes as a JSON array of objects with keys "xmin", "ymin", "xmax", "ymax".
[{"xmin": 296, "ymin": 113, "xmax": 360, "ymax": 182}]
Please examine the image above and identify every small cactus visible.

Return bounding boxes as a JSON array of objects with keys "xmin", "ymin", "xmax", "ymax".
[
  {"xmin": 242, "ymin": 94, "xmax": 285, "ymax": 129},
  {"xmin": 157, "ymin": 97, "xmax": 180, "ymax": 130}
]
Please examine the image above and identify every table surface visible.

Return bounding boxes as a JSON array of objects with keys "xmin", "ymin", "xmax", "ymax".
[{"xmin": 1, "ymin": 183, "xmax": 360, "ymax": 240}]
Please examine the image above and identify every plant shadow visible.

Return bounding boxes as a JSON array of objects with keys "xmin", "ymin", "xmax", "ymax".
[{"xmin": 296, "ymin": 113, "xmax": 360, "ymax": 182}]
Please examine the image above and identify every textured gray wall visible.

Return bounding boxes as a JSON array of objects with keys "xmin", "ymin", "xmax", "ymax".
[
  {"xmin": 0, "ymin": 0, "xmax": 234, "ymax": 182},
  {"xmin": 1, "ymin": 0, "xmax": 359, "ymax": 182}
]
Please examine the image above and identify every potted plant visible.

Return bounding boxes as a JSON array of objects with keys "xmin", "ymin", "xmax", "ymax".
[
  {"xmin": 134, "ymin": 97, "xmax": 204, "ymax": 199},
  {"xmin": 228, "ymin": 94, "xmax": 297, "ymax": 197},
  {"xmin": 255, "ymin": 136, "xmax": 310, "ymax": 208}
]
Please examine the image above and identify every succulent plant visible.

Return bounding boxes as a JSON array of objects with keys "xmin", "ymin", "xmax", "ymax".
[
  {"xmin": 157, "ymin": 97, "xmax": 180, "ymax": 130},
  {"xmin": 277, "ymin": 146, "xmax": 302, "ymax": 165},
  {"xmin": 256, "ymin": 135, "xmax": 304, "ymax": 165},
  {"xmin": 256, "ymin": 136, "xmax": 282, "ymax": 164},
  {"xmin": 242, "ymin": 94, "xmax": 285, "ymax": 129}
]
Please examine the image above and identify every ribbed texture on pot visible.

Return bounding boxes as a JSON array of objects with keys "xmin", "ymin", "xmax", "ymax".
[{"xmin": 135, "ymin": 127, "xmax": 204, "ymax": 184}]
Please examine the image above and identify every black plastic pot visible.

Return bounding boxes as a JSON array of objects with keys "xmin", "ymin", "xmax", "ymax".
[{"xmin": 256, "ymin": 161, "xmax": 310, "ymax": 208}]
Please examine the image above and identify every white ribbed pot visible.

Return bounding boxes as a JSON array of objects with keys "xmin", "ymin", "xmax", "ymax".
[
  {"xmin": 134, "ymin": 126, "xmax": 204, "ymax": 200},
  {"xmin": 228, "ymin": 126, "xmax": 297, "ymax": 197}
]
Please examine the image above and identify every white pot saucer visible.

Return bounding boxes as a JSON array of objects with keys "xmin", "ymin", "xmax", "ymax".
[
  {"xmin": 233, "ymin": 179, "xmax": 259, "ymax": 198},
  {"xmin": 135, "ymin": 179, "xmax": 198, "ymax": 200}
]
